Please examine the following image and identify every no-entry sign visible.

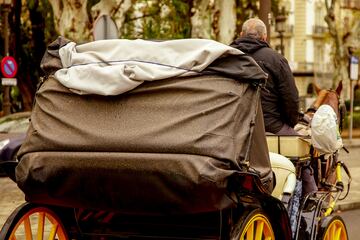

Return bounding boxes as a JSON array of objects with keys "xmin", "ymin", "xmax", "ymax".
[{"xmin": 1, "ymin": 56, "xmax": 18, "ymax": 78}]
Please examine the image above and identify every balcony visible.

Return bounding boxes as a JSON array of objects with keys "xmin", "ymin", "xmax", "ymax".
[{"xmin": 312, "ymin": 25, "xmax": 328, "ymax": 38}]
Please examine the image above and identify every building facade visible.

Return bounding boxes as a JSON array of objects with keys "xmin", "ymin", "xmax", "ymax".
[{"xmin": 271, "ymin": 0, "xmax": 359, "ymax": 107}]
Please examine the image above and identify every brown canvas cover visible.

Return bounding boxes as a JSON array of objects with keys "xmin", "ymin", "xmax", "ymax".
[
  {"xmin": 16, "ymin": 75, "xmax": 271, "ymax": 214},
  {"xmin": 15, "ymin": 38, "xmax": 272, "ymax": 214}
]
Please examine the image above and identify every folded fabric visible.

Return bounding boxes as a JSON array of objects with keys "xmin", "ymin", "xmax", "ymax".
[
  {"xmin": 55, "ymin": 39, "xmax": 246, "ymax": 95},
  {"xmin": 311, "ymin": 104, "xmax": 343, "ymax": 154}
]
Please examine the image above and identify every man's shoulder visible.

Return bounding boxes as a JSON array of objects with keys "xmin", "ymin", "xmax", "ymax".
[
  {"xmin": 255, "ymin": 48, "xmax": 286, "ymax": 69},
  {"xmin": 255, "ymin": 47, "xmax": 280, "ymax": 59}
]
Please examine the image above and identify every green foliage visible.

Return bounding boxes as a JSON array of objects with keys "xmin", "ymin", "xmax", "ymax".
[
  {"xmin": 344, "ymin": 88, "xmax": 360, "ymax": 111},
  {"xmin": 234, "ymin": 0, "xmax": 280, "ymax": 38},
  {"xmin": 40, "ymin": 0, "xmax": 58, "ymax": 44},
  {"xmin": 122, "ymin": 0, "xmax": 191, "ymax": 40},
  {"xmin": 271, "ymin": 0, "xmax": 282, "ymax": 16},
  {"xmin": 235, "ymin": 0, "xmax": 258, "ymax": 35},
  {"xmin": 344, "ymin": 89, "xmax": 360, "ymax": 129},
  {"xmin": 344, "ymin": 112, "xmax": 360, "ymax": 129},
  {"xmin": 10, "ymin": 86, "xmax": 22, "ymax": 112},
  {"xmin": 23, "ymin": 1, "xmax": 59, "ymax": 44},
  {"xmin": 162, "ymin": 0, "xmax": 191, "ymax": 39}
]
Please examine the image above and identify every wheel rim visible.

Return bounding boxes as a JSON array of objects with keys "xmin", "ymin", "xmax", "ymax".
[
  {"xmin": 323, "ymin": 219, "xmax": 347, "ymax": 240},
  {"xmin": 239, "ymin": 213, "xmax": 275, "ymax": 240},
  {"xmin": 8, "ymin": 207, "xmax": 68, "ymax": 240}
]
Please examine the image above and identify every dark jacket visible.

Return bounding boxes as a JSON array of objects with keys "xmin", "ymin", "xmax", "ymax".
[{"xmin": 231, "ymin": 37, "xmax": 299, "ymax": 133}]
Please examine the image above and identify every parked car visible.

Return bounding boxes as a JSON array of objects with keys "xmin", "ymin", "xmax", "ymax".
[{"xmin": 0, "ymin": 111, "xmax": 31, "ymax": 178}]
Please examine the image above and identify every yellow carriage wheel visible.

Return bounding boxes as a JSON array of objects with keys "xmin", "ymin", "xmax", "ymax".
[
  {"xmin": 1, "ymin": 203, "xmax": 68, "ymax": 240},
  {"xmin": 232, "ymin": 209, "xmax": 275, "ymax": 240},
  {"xmin": 318, "ymin": 215, "xmax": 348, "ymax": 240}
]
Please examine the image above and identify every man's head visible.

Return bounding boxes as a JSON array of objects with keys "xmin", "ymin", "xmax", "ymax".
[{"xmin": 240, "ymin": 18, "xmax": 267, "ymax": 41}]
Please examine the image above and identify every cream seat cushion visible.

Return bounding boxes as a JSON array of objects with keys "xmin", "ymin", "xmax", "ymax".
[{"xmin": 270, "ymin": 152, "xmax": 296, "ymax": 200}]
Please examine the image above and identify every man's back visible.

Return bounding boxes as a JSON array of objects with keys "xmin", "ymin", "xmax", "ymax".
[{"xmin": 230, "ymin": 19, "xmax": 299, "ymax": 135}]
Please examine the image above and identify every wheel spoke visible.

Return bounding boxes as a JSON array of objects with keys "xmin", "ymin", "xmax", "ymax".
[
  {"xmin": 263, "ymin": 222, "xmax": 272, "ymax": 240},
  {"xmin": 326, "ymin": 223, "xmax": 333, "ymax": 239},
  {"xmin": 335, "ymin": 227, "xmax": 341, "ymax": 240},
  {"xmin": 37, "ymin": 212, "xmax": 45, "ymax": 240},
  {"xmin": 238, "ymin": 212, "xmax": 275, "ymax": 240},
  {"xmin": 331, "ymin": 224, "xmax": 336, "ymax": 239},
  {"xmin": 5, "ymin": 205, "xmax": 68, "ymax": 240},
  {"xmin": 24, "ymin": 216, "xmax": 33, "ymax": 240},
  {"xmin": 255, "ymin": 221, "xmax": 264, "ymax": 240},
  {"xmin": 325, "ymin": 231, "xmax": 329, "ymax": 240},
  {"xmin": 322, "ymin": 218, "xmax": 348, "ymax": 240},
  {"xmin": 48, "ymin": 223, "xmax": 59, "ymax": 240},
  {"xmin": 246, "ymin": 221, "xmax": 254, "ymax": 240},
  {"xmin": 264, "ymin": 227, "xmax": 273, "ymax": 240}
]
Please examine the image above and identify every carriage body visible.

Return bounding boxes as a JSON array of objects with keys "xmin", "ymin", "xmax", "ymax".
[{"xmin": 0, "ymin": 38, "xmax": 349, "ymax": 240}]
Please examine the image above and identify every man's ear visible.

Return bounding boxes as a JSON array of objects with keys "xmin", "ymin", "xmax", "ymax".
[{"xmin": 261, "ymin": 34, "xmax": 267, "ymax": 41}]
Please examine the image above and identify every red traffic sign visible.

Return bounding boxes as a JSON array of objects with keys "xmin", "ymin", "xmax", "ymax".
[{"xmin": 1, "ymin": 56, "xmax": 18, "ymax": 78}]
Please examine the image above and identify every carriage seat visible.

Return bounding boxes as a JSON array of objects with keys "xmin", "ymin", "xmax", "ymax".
[
  {"xmin": 266, "ymin": 135, "xmax": 311, "ymax": 201},
  {"xmin": 266, "ymin": 135, "xmax": 311, "ymax": 159},
  {"xmin": 269, "ymin": 152, "xmax": 296, "ymax": 201}
]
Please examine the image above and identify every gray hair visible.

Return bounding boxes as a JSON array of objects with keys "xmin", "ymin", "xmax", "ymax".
[{"xmin": 241, "ymin": 18, "xmax": 267, "ymax": 40}]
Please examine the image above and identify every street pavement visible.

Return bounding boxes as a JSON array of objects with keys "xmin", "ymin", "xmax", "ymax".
[
  {"xmin": 336, "ymin": 138, "xmax": 360, "ymax": 211},
  {"xmin": 0, "ymin": 177, "xmax": 24, "ymax": 230},
  {"xmin": 339, "ymin": 208, "xmax": 360, "ymax": 240},
  {"xmin": 0, "ymin": 138, "xmax": 359, "ymax": 233}
]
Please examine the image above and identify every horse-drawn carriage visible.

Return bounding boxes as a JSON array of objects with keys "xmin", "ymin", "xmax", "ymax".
[{"xmin": 0, "ymin": 37, "xmax": 351, "ymax": 239}]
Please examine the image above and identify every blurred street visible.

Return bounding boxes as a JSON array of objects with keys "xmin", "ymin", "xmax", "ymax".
[
  {"xmin": 339, "ymin": 208, "xmax": 360, "ymax": 240},
  {"xmin": 0, "ymin": 176, "xmax": 24, "ymax": 228},
  {"xmin": 336, "ymin": 139, "xmax": 360, "ymax": 211}
]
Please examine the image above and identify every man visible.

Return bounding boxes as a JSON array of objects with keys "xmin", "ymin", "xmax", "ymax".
[
  {"xmin": 231, "ymin": 18, "xmax": 299, "ymax": 135},
  {"xmin": 231, "ymin": 19, "xmax": 319, "ymax": 196}
]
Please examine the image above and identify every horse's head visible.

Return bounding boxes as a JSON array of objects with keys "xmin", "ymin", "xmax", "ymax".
[
  {"xmin": 312, "ymin": 81, "xmax": 344, "ymax": 130},
  {"xmin": 313, "ymin": 81, "xmax": 342, "ymax": 111},
  {"xmin": 294, "ymin": 81, "xmax": 345, "ymax": 135}
]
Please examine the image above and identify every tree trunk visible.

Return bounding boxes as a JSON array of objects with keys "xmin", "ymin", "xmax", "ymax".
[
  {"xmin": 91, "ymin": 0, "xmax": 132, "ymax": 37},
  {"xmin": 48, "ymin": 0, "xmax": 91, "ymax": 42},
  {"xmin": 190, "ymin": 0, "xmax": 214, "ymax": 39},
  {"xmin": 29, "ymin": 0, "xmax": 46, "ymax": 76},
  {"xmin": 48, "ymin": 0, "xmax": 133, "ymax": 41},
  {"xmin": 14, "ymin": 0, "xmax": 35, "ymax": 112},
  {"xmin": 191, "ymin": 0, "xmax": 236, "ymax": 43},
  {"xmin": 324, "ymin": 0, "xmax": 351, "ymax": 99},
  {"xmin": 216, "ymin": 0, "xmax": 236, "ymax": 44}
]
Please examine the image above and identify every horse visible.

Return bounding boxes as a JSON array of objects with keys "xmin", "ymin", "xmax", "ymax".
[{"xmin": 294, "ymin": 80, "xmax": 346, "ymax": 194}]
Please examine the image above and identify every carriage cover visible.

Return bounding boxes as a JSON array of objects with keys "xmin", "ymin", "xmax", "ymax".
[{"xmin": 16, "ymin": 37, "xmax": 272, "ymax": 214}]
